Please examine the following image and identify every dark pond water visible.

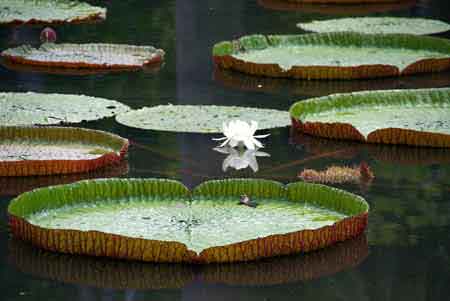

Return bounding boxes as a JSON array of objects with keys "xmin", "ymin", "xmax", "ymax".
[{"xmin": 1, "ymin": 0, "xmax": 450, "ymax": 300}]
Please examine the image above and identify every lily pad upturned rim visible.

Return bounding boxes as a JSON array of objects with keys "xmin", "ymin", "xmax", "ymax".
[
  {"xmin": 296, "ymin": 17, "xmax": 450, "ymax": 36},
  {"xmin": 1, "ymin": 43, "xmax": 165, "ymax": 70},
  {"xmin": 0, "ymin": 126, "xmax": 129, "ymax": 177},
  {"xmin": 257, "ymin": 0, "xmax": 417, "ymax": 15},
  {"xmin": 212, "ymin": 32, "xmax": 450, "ymax": 80},
  {"xmin": 0, "ymin": 0, "xmax": 107, "ymax": 25},
  {"xmin": 289, "ymin": 87, "xmax": 450, "ymax": 148},
  {"xmin": 115, "ymin": 104, "xmax": 290, "ymax": 133},
  {"xmin": 8, "ymin": 178, "xmax": 369, "ymax": 264},
  {"xmin": 9, "ymin": 234, "xmax": 368, "ymax": 289}
]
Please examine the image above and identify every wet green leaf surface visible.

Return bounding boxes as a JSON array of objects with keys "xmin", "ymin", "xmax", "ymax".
[
  {"xmin": 297, "ymin": 17, "xmax": 450, "ymax": 35},
  {"xmin": 0, "ymin": 92, "xmax": 130, "ymax": 125},
  {"xmin": 0, "ymin": 0, "xmax": 106, "ymax": 24},
  {"xmin": 116, "ymin": 105, "xmax": 290, "ymax": 133}
]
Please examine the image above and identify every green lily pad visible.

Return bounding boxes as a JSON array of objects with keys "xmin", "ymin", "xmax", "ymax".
[
  {"xmin": 0, "ymin": 0, "xmax": 106, "ymax": 25},
  {"xmin": 290, "ymin": 88, "xmax": 450, "ymax": 147},
  {"xmin": 8, "ymin": 178, "xmax": 369, "ymax": 263},
  {"xmin": 213, "ymin": 33, "xmax": 450, "ymax": 79},
  {"xmin": 1, "ymin": 43, "xmax": 165, "ymax": 70},
  {"xmin": 115, "ymin": 105, "xmax": 290, "ymax": 133},
  {"xmin": 297, "ymin": 17, "xmax": 450, "ymax": 35},
  {"xmin": 0, "ymin": 92, "xmax": 130, "ymax": 126},
  {"xmin": 0, "ymin": 126, "xmax": 129, "ymax": 176}
]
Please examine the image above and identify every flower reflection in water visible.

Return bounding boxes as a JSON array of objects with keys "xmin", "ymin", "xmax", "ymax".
[{"xmin": 214, "ymin": 146, "xmax": 270, "ymax": 172}]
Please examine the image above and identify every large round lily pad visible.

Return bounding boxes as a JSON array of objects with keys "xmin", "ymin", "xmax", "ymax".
[
  {"xmin": 213, "ymin": 32, "xmax": 450, "ymax": 80},
  {"xmin": 0, "ymin": 92, "xmax": 129, "ymax": 126},
  {"xmin": 115, "ymin": 105, "xmax": 290, "ymax": 133},
  {"xmin": 1, "ymin": 43, "xmax": 165, "ymax": 70},
  {"xmin": 0, "ymin": 126, "xmax": 128, "ymax": 176},
  {"xmin": 8, "ymin": 178, "xmax": 369, "ymax": 263},
  {"xmin": 0, "ymin": 0, "xmax": 106, "ymax": 25},
  {"xmin": 297, "ymin": 17, "xmax": 450, "ymax": 35},
  {"xmin": 290, "ymin": 88, "xmax": 450, "ymax": 148},
  {"xmin": 9, "ymin": 235, "xmax": 367, "ymax": 289}
]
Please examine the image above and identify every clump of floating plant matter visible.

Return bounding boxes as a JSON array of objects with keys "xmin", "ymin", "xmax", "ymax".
[{"xmin": 298, "ymin": 162, "xmax": 374, "ymax": 185}]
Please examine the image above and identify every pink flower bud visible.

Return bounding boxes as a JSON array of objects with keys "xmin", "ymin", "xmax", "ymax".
[{"xmin": 40, "ymin": 27, "xmax": 57, "ymax": 43}]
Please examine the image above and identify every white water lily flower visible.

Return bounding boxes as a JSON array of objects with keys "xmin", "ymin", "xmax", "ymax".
[
  {"xmin": 212, "ymin": 120, "xmax": 270, "ymax": 150},
  {"xmin": 214, "ymin": 146, "xmax": 270, "ymax": 172}
]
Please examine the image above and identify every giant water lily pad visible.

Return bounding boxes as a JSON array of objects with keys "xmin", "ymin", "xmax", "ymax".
[
  {"xmin": 213, "ymin": 32, "xmax": 450, "ymax": 80},
  {"xmin": 8, "ymin": 178, "xmax": 368, "ymax": 263},
  {"xmin": 297, "ymin": 17, "xmax": 450, "ymax": 35},
  {"xmin": 9, "ymin": 235, "xmax": 367, "ymax": 289},
  {"xmin": 290, "ymin": 88, "xmax": 450, "ymax": 148},
  {"xmin": 0, "ymin": 126, "xmax": 128, "ymax": 176},
  {"xmin": 0, "ymin": 92, "xmax": 129, "ymax": 125},
  {"xmin": 1, "ymin": 43, "xmax": 165, "ymax": 70},
  {"xmin": 116, "ymin": 105, "xmax": 290, "ymax": 133},
  {"xmin": 0, "ymin": 0, "xmax": 106, "ymax": 25}
]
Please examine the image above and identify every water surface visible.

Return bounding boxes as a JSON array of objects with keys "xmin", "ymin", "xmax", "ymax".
[{"xmin": 1, "ymin": 0, "xmax": 450, "ymax": 300}]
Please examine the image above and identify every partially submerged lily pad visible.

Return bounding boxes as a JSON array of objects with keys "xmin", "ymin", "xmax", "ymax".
[
  {"xmin": 213, "ymin": 32, "xmax": 450, "ymax": 80},
  {"xmin": 297, "ymin": 17, "xmax": 450, "ymax": 35},
  {"xmin": 1, "ymin": 43, "xmax": 165, "ymax": 70},
  {"xmin": 0, "ymin": 126, "xmax": 128, "ymax": 176},
  {"xmin": 0, "ymin": 92, "xmax": 129, "ymax": 126},
  {"xmin": 116, "ymin": 105, "xmax": 290, "ymax": 133},
  {"xmin": 8, "ymin": 178, "xmax": 368, "ymax": 263},
  {"xmin": 290, "ymin": 88, "xmax": 450, "ymax": 147},
  {"xmin": 0, "ymin": 0, "xmax": 106, "ymax": 25},
  {"xmin": 9, "ymin": 234, "xmax": 367, "ymax": 289}
]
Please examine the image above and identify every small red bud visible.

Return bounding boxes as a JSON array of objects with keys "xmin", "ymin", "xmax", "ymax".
[{"xmin": 40, "ymin": 27, "xmax": 57, "ymax": 43}]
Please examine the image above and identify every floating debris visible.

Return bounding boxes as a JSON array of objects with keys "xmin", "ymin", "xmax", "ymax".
[{"xmin": 298, "ymin": 162, "xmax": 374, "ymax": 185}]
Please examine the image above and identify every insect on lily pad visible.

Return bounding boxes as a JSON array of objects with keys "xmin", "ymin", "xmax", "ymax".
[{"xmin": 8, "ymin": 178, "xmax": 369, "ymax": 263}]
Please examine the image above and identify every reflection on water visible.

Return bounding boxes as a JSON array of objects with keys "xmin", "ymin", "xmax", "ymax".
[
  {"xmin": 8, "ymin": 235, "xmax": 368, "ymax": 290},
  {"xmin": 215, "ymin": 68, "xmax": 450, "ymax": 98},
  {"xmin": 0, "ymin": 160, "xmax": 129, "ymax": 197},
  {"xmin": 213, "ymin": 146, "xmax": 270, "ymax": 172},
  {"xmin": 1, "ymin": 0, "xmax": 450, "ymax": 300}
]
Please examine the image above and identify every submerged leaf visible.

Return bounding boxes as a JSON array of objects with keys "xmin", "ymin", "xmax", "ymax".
[
  {"xmin": 213, "ymin": 32, "xmax": 450, "ymax": 79},
  {"xmin": 290, "ymin": 88, "xmax": 450, "ymax": 147},
  {"xmin": 1, "ymin": 43, "xmax": 165, "ymax": 70},
  {"xmin": 8, "ymin": 178, "xmax": 368, "ymax": 263},
  {"xmin": 0, "ymin": 92, "xmax": 129, "ymax": 126},
  {"xmin": 116, "ymin": 105, "xmax": 290, "ymax": 133},
  {"xmin": 297, "ymin": 17, "xmax": 450, "ymax": 35},
  {"xmin": 0, "ymin": 0, "xmax": 106, "ymax": 25}
]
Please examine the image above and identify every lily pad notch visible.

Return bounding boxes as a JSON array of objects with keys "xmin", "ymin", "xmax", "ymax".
[
  {"xmin": 213, "ymin": 32, "xmax": 450, "ymax": 80},
  {"xmin": 0, "ymin": 0, "xmax": 107, "ymax": 25},
  {"xmin": 290, "ymin": 88, "xmax": 450, "ymax": 148},
  {"xmin": 8, "ymin": 178, "xmax": 369, "ymax": 263},
  {"xmin": 1, "ymin": 43, "xmax": 165, "ymax": 70},
  {"xmin": 0, "ymin": 126, "xmax": 128, "ymax": 176}
]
